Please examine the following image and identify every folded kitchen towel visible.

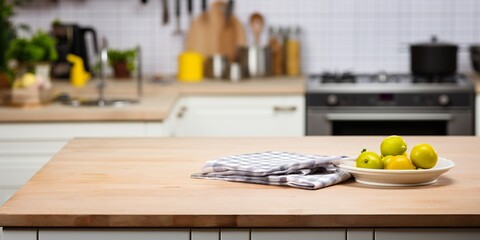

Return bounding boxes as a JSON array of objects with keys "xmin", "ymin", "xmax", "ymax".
[{"xmin": 191, "ymin": 151, "xmax": 351, "ymax": 190}]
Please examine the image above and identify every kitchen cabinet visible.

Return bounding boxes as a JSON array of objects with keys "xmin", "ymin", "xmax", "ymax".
[
  {"xmin": 4, "ymin": 228, "xmax": 480, "ymax": 240},
  {"xmin": 38, "ymin": 229, "xmax": 190, "ymax": 240},
  {"xmin": 2, "ymin": 229, "xmax": 37, "ymax": 240},
  {"xmin": 347, "ymin": 229, "xmax": 373, "ymax": 240},
  {"xmin": 251, "ymin": 229, "xmax": 346, "ymax": 240},
  {"xmin": 220, "ymin": 229, "xmax": 250, "ymax": 240},
  {"xmin": 374, "ymin": 228, "xmax": 480, "ymax": 240},
  {"xmin": 173, "ymin": 95, "xmax": 305, "ymax": 137},
  {"xmin": 0, "ymin": 122, "xmax": 168, "ymax": 206},
  {"xmin": 191, "ymin": 229, "xmax": 219, "ymax": 240}
]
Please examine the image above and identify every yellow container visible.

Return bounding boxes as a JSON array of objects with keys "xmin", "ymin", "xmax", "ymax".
[
  {"xmin": 67, "ymin": 54, "xmax": 91, "ymax": 87},
  {"xmin": 178, "ymin": 51, "xmax": 203, "ymax": 82}
]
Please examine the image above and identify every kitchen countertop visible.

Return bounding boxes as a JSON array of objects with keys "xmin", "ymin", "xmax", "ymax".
[
  {"xmin": 0, "ymin": 136, "xmax": 479, "ymax": 228},
  {"xmin": 0, "ymin": 77, "xmax": 305, "ymax": 122}
]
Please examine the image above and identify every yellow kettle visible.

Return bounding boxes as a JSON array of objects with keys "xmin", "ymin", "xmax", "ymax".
[{"xmin": 67, "ymin": 54, "xmax": 91, "ymax": 87}]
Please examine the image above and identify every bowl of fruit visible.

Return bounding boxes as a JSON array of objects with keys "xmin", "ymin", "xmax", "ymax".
[{"xmin": 337, "ymin": 135, "xmax": 455, "ymax": 187}]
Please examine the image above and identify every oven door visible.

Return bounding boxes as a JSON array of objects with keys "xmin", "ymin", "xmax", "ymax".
[{"xmin": 307, "ymin": 107, "xmax": 474, "ymax": 136}]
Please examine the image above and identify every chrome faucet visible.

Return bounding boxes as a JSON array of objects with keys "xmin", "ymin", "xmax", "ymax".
[
  {"xmin": 65, "ymin": 39, "xmax": 143, "ymax": 107},
  {"xmin": 97, "ymin": 37, "xmax": 108, "ymax": 107},
  {"xmin": 136, "ymin": 45, "xmax": 143, "ymax": 100}
]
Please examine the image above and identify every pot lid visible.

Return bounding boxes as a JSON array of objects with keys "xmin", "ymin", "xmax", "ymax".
[{"xmin": 412, "ymin": 35, "xmax": 457, "ymax": 48}]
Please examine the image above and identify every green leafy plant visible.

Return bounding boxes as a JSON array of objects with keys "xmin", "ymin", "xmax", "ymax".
[
  {"xmin": 6, "ymin": 31, "xmax": 58, "ymax": 64},
  {"xmin": 31, "ymin": 31, "xmax": 58, "ymax": 62},
  {"xmin": 0, "ymin": 0, "xmax": 15, "ymax": 73},
  {"xmin": 107, "ymin": 48, "xmax": 136, "ymax": 72}
]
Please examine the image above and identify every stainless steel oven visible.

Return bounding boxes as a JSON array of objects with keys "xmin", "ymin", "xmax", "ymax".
[{"xmin": 306, "ymin": 73, "xmax": 475, "ymax": 136}]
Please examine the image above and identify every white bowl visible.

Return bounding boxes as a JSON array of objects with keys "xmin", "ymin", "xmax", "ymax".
[{"xmin": 337, "ymin": 157, "xmax": 455, "ymax": 187}]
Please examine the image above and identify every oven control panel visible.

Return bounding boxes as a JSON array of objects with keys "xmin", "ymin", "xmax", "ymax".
[{"xmin": 307, "ymin": 93, "xmax": 473, "ymax": 107}]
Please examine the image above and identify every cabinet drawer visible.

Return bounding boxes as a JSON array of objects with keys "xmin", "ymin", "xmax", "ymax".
[
  {"xmin": 0, "ymin": 123, "xmax": 146, "ymax": 140},
  {"xmin": 375, "ymin": 228, "xmax": 480, "ymax": 240},
  {"xmin": 251, "ymin": 228, "xmax": 345, "ymax": 240},
  {"xmin": 0, "ymin": 166, "xmax": 43, "ymax": 187},
  {"xmin": 39, "ymin": 229, "xmax": 190, "ymax": 240}
]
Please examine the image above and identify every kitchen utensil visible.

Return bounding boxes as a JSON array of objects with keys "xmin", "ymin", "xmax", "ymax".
[
  {"xmin": 228, "ymin": 62, "xmax": 241, "ymax": 82},
  {"xmin": 225, "ymin": 0, "xmax": 234, "ymax": 21},
  {"xmin": 161, "ymin": 0, "xmax": 169, "ymax": 25},
  {"xmin": 178, "ymin": 51, "xmax": 203, "ymax": 82},
  {"xmin": 469, "ymin": 45, "xmax": 480, "ymax": 74},
  {"xmin": 249, "ymin": 12, "xmax": 265, "ymax": 45},
  {"xmin": 67, "ymin": 54, "xmax": 90, "ymax": 87},
  {"xmin": 202, "ymin": 0, "xmax": 208, "ymax": 12},
  {"xmin": 51, "ymin": 23, "xmax": 99, "ymax": 79},
  {"xmin": 220, "ymin": 0, "xmax": 239, "ymax": 62},
  {"xmin": 187, "ymin": 0, "xmax": 193, "ymax": 23},
  {"xmin": 410, "ymin": 36, "xmax": 458, "ymax": 77},
  {"xmin": 337, "ymin": 157, "xmax": 454, "ymax": 187},
  {"xmin": 204, "ymin": 54, "xmax": 229, "ymax": 79},
  {"xmin": 238, "ymin": 46, "xmax": 272, "ymax": 78},
  {"xmin": 186, "ymin": 0, "xmax": 245, "ymax": 60},
  {"xmin": 172, "ymin": 0, "xmax": 183, "ymax": 35}
]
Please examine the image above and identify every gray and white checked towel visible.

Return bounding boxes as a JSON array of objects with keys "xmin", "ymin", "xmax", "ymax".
[{"xmin": 191, "ymin": 151, "xmax": 351, "ymax": 190}]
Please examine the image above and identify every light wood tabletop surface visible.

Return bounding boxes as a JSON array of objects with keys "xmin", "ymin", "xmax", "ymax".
[{"xmin": 0, "ymin": 136, "xmax": 479, "ymax": 228}]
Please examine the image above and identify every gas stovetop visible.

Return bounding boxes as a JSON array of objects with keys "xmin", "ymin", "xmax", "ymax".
[{"xmin": 307, "ymin": 72, "xmax": 475, "ymax": 93}]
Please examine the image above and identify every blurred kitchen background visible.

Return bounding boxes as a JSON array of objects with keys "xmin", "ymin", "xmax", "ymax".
[{"xmin": 12, "ymin": 0, "xmax": 480, "ymax": 76}]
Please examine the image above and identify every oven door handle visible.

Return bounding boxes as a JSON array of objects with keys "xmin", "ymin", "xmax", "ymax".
[{"xmin": 325, "ymin": 113, "xmax": 453, "ymax": 121}]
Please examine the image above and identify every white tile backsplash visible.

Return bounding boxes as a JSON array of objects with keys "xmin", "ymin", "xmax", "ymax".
[{"xmin": 11, "ymin": 0, "xmax": 480, "ymax": 76}]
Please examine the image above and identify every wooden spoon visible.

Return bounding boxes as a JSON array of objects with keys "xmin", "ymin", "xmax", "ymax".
[{"xmin": 249, "ymin": 12, "xmax": 265, "ymax": 45}]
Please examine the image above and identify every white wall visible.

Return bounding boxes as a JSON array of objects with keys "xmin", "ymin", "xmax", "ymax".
[{"xmin": 11, "ymin": 0, "xmax": 480, "ymax": 76}]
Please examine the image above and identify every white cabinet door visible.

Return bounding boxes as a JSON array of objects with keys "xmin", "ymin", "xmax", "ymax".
[
  {"xmin": 375, "ymin": 228, "xmax": 480, "ymax": 240},
  {"xmin": 0, "ymin": 122, "xmax": 147, "ymax": 140},
  {"xmin": 39, "ymin": 229, "xmax": 189, "ymax": 240},
  {"xmin": 174, "ymin": 95, "xmax": 305, "ymax": 137},
  {"xmin": 347, "ymin": 228, "xmax": 373, "ymax": 240},
  {"xmin": 251, "ymin": 228, "xmax": 345, "ymax": 240},
  {"xmin": 3, "ymin": 229, "xmax": 37, "ymax": 240},
  {"xmin": 192, "ymin": 229, "xmax": 220, "ymax": 240},
  {"xmin": 220, "ymin": 229, "xmax": 250, "ymax": 240}
]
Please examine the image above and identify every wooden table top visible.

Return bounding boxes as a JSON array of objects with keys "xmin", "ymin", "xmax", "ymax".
[
  {"xmin": 0, "ymin": 77, "xmax": 304, "ymax": 122},
  {"xmin": 1, "ymin": 137, "xmax": 480, "ymax": 228}
]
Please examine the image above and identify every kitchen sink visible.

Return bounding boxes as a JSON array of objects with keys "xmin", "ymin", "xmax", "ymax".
[{"xmin": 65, "ymin": 98, "xmax": 139, "ymax": 107}]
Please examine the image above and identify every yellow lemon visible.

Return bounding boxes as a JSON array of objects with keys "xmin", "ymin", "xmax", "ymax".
[
  {"xmin": 356, "ymin": 150, "xmax": 383, "ymax": 169},
  {"xmin": 381, "ymin": 155, "xmax": 394, "ymax": 168},
  {"xmin": 410, "ymin": 144, "xmax": 438, "ymax": 169},
  {"xmin": 385, "ymin": 155, "xmax": 416, "ymax": 170},
  {"xmin": 20, "ymin": 73, "xmax": 37, "ymax": 88},
  {"xmin": 380, "ymin": 135, "xmax": 407, "ymax": 156}
]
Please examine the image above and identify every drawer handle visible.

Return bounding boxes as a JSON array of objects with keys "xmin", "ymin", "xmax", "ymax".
[
  {"xmin": 273, "ymin": 106, "xmax": 297, "ymax": 112},
  {"xmin": 177, "ymin": 106, "xmax": 187, "ymax": 118}
]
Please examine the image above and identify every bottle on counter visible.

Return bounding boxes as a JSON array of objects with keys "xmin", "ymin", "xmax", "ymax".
[
  {"xmin": 268, "ymin": 26, "xmax": 284, "ymax": 76},
  {"xmin": 285, "ymin": 26, "xmax": 301, "ymax": 76}
]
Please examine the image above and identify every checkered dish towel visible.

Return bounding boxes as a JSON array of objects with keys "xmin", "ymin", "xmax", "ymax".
[{"xmin": 191, "ymin": 151, "xmax": 351, "ymax": 190}]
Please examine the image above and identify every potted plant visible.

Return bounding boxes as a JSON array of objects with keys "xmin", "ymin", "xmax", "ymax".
[
  {"xmin": 30, "ymin": 30, "xmax": 58, "ymax": 87},
  {"xmin": 0, "ymin": 0, "xmax": 15, "ymax": 89},
  {"xmin": 107, "ymin": 48, "xmax": 136, "ymax": 79},
  {"xmin": 5, "ymin": 31, "xmax": 58, "ymax": 107},
  {"xmin": 6, "ymin": 30, "xmax": 57, "ymax": 85}
]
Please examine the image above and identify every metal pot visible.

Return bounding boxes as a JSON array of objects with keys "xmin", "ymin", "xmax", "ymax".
[
  {"xmin": 470, "ymin": 45, "xmax": 480, "ymax": 74},
  {"xmin": 410, "ymin": 36, "xmax": 458, "ymax": 76},
  {"xmin": 238, "ymin": 46, "xmax": 272, "ymax": 78},
  {"xmin": 204, "ymin": 55, "xmax": 229, "ymax": 79}
]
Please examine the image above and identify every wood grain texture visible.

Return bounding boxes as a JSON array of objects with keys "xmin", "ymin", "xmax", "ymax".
[
  {"xmin": 186, "ymin": 1, "xmax": 246, "ymax": 61},
  {"xmin": 0, "ymin": 77, "xmax": 304, "ymax": 122},
  {"xmin": 1, "ymin": 136, "xmax": 480, "ymax": 227}
]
